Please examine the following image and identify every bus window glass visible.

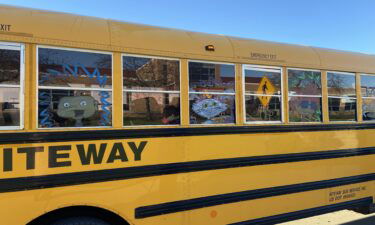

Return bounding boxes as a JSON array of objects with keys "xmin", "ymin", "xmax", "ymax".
[
  {"xmin": 123, "ymin": 56, "xmax": 180, "ymax": 126},
  {"xmin": 123, "ymin": 56, "xmax": 179, "ymax": 91},
  {"xmin": 361, "ymin": 75, "xmax": 375, "ymax": 97},
  {"xmin": 189, "ymin": 62, "xmax": 235, "ymax": 93},
  {"xmin": 328, "ymin": 73, "xmax": 356, "ymax": 97},
  {"xmin": 327, "ymin": 72, "xmax": 356, "ymax": 121},
  {"xmin": 0, "ymin": 46, "xmax": 22, "ymax": 127},
  {"xmin": 243, "ymin": 66, "xmax": 282, "ymax": 122},
  {"xmin": 0, "ymin": 49, "xmax": 20, "ymax": 85},
  {"xmin": 39, "ymin": 48, "xmax": 112, "ymax": 89},
  {"xmin": 288, "ymin": 69, "xmax": 322, "ymax": 122},
  {"xmin": 0, "ymin": 88, "xmax": 20, "ymax": 126},
  {"xmin": 38, "ymin": 89, "xmax": 112, "ymax": 127},
  {"xmin": 361, "ymin": 75, "xmax": 375, "ymax": 121},
  {"xmin": 288, "ymin": 70, "xmax": 321, "ymax": 95},
  {"xmin": 244, "ymin": 69, "xmax": 281, "ymax": 94},
  {"xmin": 189, "ymin": 62, "xmax": 235, "ymax": 124},
  {"xmin": 38, "ymin": 47, "xmax": 112, "ymax": 128}
]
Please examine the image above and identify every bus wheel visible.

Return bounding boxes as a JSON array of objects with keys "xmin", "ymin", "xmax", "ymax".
[{"xmin": 51, "ymin": 216, "xmax": 110, "ymax": 225}]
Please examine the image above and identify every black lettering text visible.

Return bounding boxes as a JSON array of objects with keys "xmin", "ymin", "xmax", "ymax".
[
  {"xmin": 128, "ymin": 141, "xmax": 147, "ymax": 161},
  {"xmin": 0, "ymin": 24, "xmax": 11, "ymax": 31},
  {"xmin": 77, "ymin": 144, "xmax": 107, "ymax": 165},
  {"xmin": 49, "ymin": 145, "xmax": 71, "ymax": 168},
  {"xmin": 17, "ymin": 147, "xmax": 44, "ymax": 170},
  {"xmin": 3, "ymin": 148, "xmax": 12, "ymax": 172},
  {"xmin": 107, "ymin": 143, "xmax": 128, "ymax": 163}
]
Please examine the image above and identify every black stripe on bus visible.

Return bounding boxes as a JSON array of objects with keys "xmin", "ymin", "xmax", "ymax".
[
  {"xmin": 1, "ymin": 123, "xmax": 375, "ymax": 144},
  {"xmin": 228, "ymin": 197, "xmax": 373, "ymax": 225},
  {"xmin": 0, "ymin": 147, "xmax": 375, "ymax": 194},
  {"xmin": 135, "ymin": 173, "xmax": 375, "ymax": 218}
]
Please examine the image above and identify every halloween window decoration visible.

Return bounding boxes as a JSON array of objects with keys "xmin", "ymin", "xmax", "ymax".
[
  {"xmin": 243, "ymin": 66, "xmax": 282, "ymax": 122},
  {"xmin": 327, "ymin": 72, "xmax": 356, "ymax": 121},
  {"xmin": 38, "ymin": 47, "xmax": 112, "ymax": 128},
  {"xmin": 188, "ymin": 62, "xmax": 235, "ymax": 124},
  {"xmin": 0, "ymin": 43, "xmax": 22, "ymax": 128},
  {"xmin": 123, "ymin": 55, "xmax": 180, "ymax": 126},
  {"xmin": 288, "ymin": 69, "xmax": 322, "ymax": 122},
  {"xmin": 361, "ymin": 74, "xmax": 375, "ymax": 121}
]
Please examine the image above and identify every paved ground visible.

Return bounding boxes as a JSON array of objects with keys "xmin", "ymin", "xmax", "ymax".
[{"xmin": 279, "ymin": 210, "xmax": 375, "ymax": 225}]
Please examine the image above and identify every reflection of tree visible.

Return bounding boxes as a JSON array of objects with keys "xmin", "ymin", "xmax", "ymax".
[
  {"xmin": 328, "ymin": 74, "xmax": 354, "ymax": 96},
  {"xmin": 39, "ymin": 49, "xmax": 68, "ymax": 65},
  {"xmin": 289, "ymin": 71, "xmax": 321, "ymax": 89},
  {"xmin": 328, "ymin": 74, "xmax": 345, "ymax": 95},
  {"xmin": 0, "ymin": 49, "xmax": 20, "ymax": 83},
  {"xmin": 95, "ymin": 55, "xmax": 112, "ymax": 68}
]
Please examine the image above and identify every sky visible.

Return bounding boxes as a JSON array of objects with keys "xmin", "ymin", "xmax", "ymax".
[{"xmin": 1, "ymin": 0, "xmax": 375, "ymax": 55}]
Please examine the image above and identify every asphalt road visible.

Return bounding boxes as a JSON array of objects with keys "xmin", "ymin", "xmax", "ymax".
[{"xmin": 279, "ymin": 210, "xmax": 375, "ymax": 225}]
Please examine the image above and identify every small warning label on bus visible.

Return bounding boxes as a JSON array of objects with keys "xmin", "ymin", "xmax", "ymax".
[{"xmin": 329, "ymin": 185, "xmax": 367, "ymax": 203}]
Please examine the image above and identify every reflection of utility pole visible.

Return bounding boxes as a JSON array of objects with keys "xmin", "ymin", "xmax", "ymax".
[
  {"xmin": 145, "ymin": 97, "xmax": 152, "ymax": 120},
  {"xmin": 163, "ymin": 64, "xmax": 169, "ymax": 107}
]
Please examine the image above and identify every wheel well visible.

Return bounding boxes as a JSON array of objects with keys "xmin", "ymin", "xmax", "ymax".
[{"xmin": 27, "ymin": 205, "xmax": 130, "ymax": 225}]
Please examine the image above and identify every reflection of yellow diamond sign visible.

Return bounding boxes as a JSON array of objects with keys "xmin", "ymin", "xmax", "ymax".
[{"xmin": 256, "ymin": 77, "xmax": 275, "ymax": 106}]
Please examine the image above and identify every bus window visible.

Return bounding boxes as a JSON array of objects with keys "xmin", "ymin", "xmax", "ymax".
[
  {"xmin": 288, "ymin": 69, "xmax": 322, "ymax": 122},
  {"xmin": 188, "ymin": 61, "xmax": 235, "ymax": 125},
  {"xmin": 0, "ymin": 43, "xmax": 23, "ymax": 129},
  {"xmin": 243, "ymin": 65, "xmax": 282, "ymax": 123},
  {"xmin": 361, "ymin": 74, "xmax": 375, "ymax": 121},
  {"xmin": 327, "ymin": 72, "xmax": 356, "ymax": 121},
  {"xmin": 38, "ymin": 47, "xmax": 113, "ymax": 128},
  {"xmin": 123, "ymin": 55, "xmax": 180, "ymax": 126}
]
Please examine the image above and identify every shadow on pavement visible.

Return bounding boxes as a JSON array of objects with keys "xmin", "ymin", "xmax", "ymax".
[{"xmin": 341, "ymin": 214, "xmax": 375, "ymax": 225}]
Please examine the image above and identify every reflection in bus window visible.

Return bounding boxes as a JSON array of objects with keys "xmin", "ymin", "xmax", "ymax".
[
  {"xmin": 245, "ymin": 95, "xmax": 281, "ymax": 122},
  {"xmin": 288, "ymin": 69, "xmax": 322, "ymax": 122},
  {"xmin": 361, "ymin": 75, "xmax": 375, "ymax": 121},
  {"xmin": 123, "ymin": 56, "xmax": 179, "ymax": 91},
  {"xmin": 123, "ymin": 55, "xmax": 180, "ymax": 126},
  {"xmin": 0, "ymin": 88, "xmax": 20, "ymax": 126},
  {"xmin": 123, "ymin": 92, "xmax": 179, "ymax": 126},
  {"xmin": 38, "ymin": 47, "xmax": 112, "ymax": 128},
  {"xmin": 0, "ymin": 47, "xmax": 21, "ymax": 127},
  {"xmin": 189, "ymin": 62, "xmax": 235, "ymax": 124},
  {"xmin": 0, "ymin": 49, "xmax": 20, "ymax": 85},
  {"xmin": 243, "ymin": 66, "xmax": 282, "ymax": 122},
  {"xmin": 38, "ymin": 48, "xmax": 112, "ymax": 89},
  {"xmin": 327, "ymin": 72, "xmax": 356, "ymax": 121}
]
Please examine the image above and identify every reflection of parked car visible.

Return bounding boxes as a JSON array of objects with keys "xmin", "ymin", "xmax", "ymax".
[
  {"xmin": 0, "ymin": 102, "xmax": 19, "ymax": 126},
  {"xmin": 363, "ymin": 112, "xmax": 375, "ymax": 120}
]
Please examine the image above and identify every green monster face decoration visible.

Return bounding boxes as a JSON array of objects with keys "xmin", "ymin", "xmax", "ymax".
[{"xmin": 57, "ymin": 96, "xmax": 97, "ymax": 127}]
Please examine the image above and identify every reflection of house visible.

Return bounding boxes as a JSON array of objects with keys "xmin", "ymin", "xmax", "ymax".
[
  {"xmin": 123, "ymin": 58, "xmax": 180, "ymax": 119},
  {"xmin": 124, "ymin": 58, "xmax": 179, "ymax": 89},
  {"xmin": 189, "ymin": 63, "xmax": 234, "ymax": 92},
  {"xmin": 329, "ymin": 87, "xmax": 355, "ymax": 97},
  {"xmin": 361, "ymin": 86, "xmax": 375, "ymax": 97},
  {"xmin": 329, "ymin": 98, "xmax": 356, "ymax": 113},
  {"xmin": 245, "ymin": 77, "xmax": 262, "ymax": 93},
  {"xmin": 124, "ymin": 92, "xmax": 179, "ymax": 117}
]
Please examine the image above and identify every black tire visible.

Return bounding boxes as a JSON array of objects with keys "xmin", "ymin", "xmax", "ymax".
[{"xmin": 51, "ymin": 216, "xmax": 110, "ymax": 225}]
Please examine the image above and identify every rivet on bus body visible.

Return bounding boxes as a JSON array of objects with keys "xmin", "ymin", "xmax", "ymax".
[{"xmin": 210, "ymin": 210, "xmax": 218, "ymax": 218}]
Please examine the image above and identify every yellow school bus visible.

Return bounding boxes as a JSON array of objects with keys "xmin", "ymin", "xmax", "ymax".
[{"xmin": 0, "ymin": 4, "xmax": 375, "ymax": 225}]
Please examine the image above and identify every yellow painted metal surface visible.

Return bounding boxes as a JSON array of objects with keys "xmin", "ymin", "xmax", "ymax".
[
  {"xmin": 0, "ymin": 4, "xmax": 374, "ymax": 225},
  {"xmin": 0, "ymin": 131, "xmax": 373, "ymax": 224}
]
